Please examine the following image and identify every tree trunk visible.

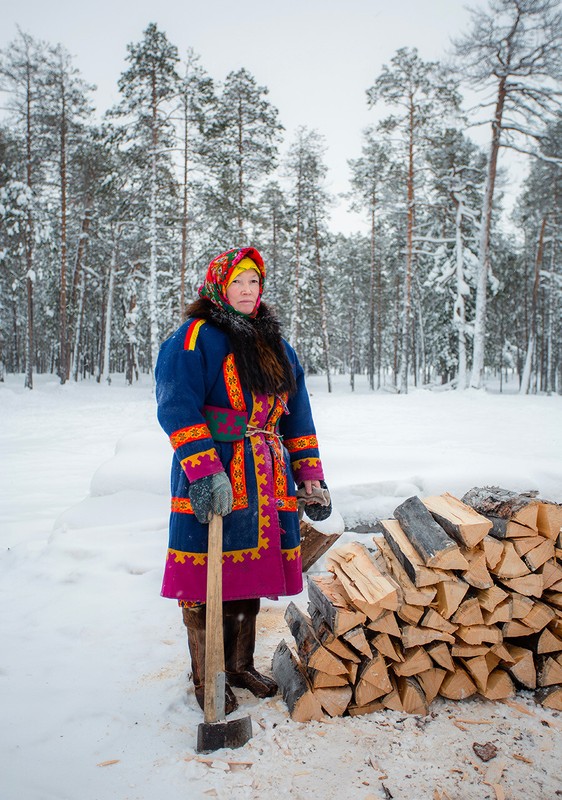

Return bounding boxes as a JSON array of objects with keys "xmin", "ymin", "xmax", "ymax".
[
  {"xmin": 368, "ymin": 199, "xmax": 376, "ymax": 390},
  {"xmin": 454, "ymin": 196, "xmax": 467, "ymax": 390},
  {"xmin": 398, "ymin": 95, "xmax": 415, "ymax": 394},
  {"xmin": 148, "ymin": 69, "xmax": 160, "ymax": 376},
  {"xmin": 58, "ymin": 79, "xmax": 69, "ymax": 385},
  {"xmin": 313, "ymin": 205, "xmax": 331, "ymax": 392},
  {"xmin": 101, "ymin": 237, "xmax": 118, "ymax": 384},
  {"xmin": 24, "ymin": 59, "xmax": 34, "ymax": 390},
  {"xmin": 520, "ymin": 215, "xmax": 547, "ymax": 395},
  {"xmin": 470, "ymin": 77, "xmax": 507, "ymax": 389}
]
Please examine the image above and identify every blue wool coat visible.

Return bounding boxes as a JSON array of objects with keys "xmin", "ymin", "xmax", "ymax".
[{"xmin": 155, "ymin": 316, "xmax": 325, "ymax": 604}]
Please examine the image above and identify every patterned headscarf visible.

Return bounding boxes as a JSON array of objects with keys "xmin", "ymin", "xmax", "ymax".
[{"xmin": 198, "ymin": 247, "xmax": 266, "ymax": 318}]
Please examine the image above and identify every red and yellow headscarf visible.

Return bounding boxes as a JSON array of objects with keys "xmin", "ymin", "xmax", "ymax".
[{"xmin": 198, "ymin": 246, "xmax": 266, "ymax": 318}]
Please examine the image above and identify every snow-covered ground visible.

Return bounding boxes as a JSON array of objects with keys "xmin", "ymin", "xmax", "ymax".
[{"xmin": 1, "ymin": 372, "xmax": 561, "ymax": 800}]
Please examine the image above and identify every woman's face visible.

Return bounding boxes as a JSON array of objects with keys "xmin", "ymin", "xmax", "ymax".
[{"xmin": 225, "ymin": 269, "xmax": 260, "ymax": 313}]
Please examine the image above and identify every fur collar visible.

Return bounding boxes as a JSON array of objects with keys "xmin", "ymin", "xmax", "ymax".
[{"xmin": 186, "ymin": 298, "xmax": 297, "ymax": 396}]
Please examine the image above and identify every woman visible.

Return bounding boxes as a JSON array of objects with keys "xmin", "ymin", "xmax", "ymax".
[{"xmin": 155, "ymin": 246, "xmax": 331, "ymax": 715}]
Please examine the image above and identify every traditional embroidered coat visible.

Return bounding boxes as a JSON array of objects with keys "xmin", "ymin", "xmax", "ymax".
[{"xmin": 155, "ymin": 316, "xmax": 325, "ymax": 604}]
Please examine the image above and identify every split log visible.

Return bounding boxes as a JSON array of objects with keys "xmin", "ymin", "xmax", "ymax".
[
  {"xmin": 540, "ymin": 560, "xmax": 562, "ymax": 591},
  {"xmin": 347, "ymin": 699, "xmax": 384, "ymax": 716},
  {"xmin": 299, "ymin": 519, "xmax": 342, "ymax": 573},
  {"xmin": 499, "ymin": 574, "xmax": 543, "ymax": 597},
  {"xmin": 537, "ymin": 627, "xmax": 562, "ymax": 654},
  {"xmin": 397, "ymin": 604, "xmax": 425, "ymax": 626},
  {"xmin": 504, "ymin": 644, "xmax": 537, "ymax": 689},
  {"xmin": 357, "ymin": 651, "xmax": 393, "ymax": 692},
  {"xmin": 375, "ymin": 519, "xmax": 441, "ymax": 587},
  {"xmin": 401, "ymin": 625, "xmax": 455, "ymax": 650},
  {"xmin": 393, "ymin": 496, "xmax": 470, "ymax": 570},
  {"xmin": 462, "ymin": 655, "xmax": 493, "ymax": 693},
  {"xmin": 460, "ymin": 545, "xmax": 493, "ymax": 589},
  {"xmin": 426, "ymin": 641, "xmax": 455, "ymax": 672},
  {"xmin": 461, "ymin": 486, "xmax": 539, "ymax": 531},
  {"xmin": 365, "ymin": 610, "xmax": 401, "ymax": 637},
  {"xmin": 451, "ymin": 598, "xmax": 485, "ymax": 627},
  {"xmin": 482, "ymin": 599, "xmax": 512, "ymax": 626},
  {"xmin": 371, "ymin": 632, "xmax": 404, "ymax": 662},
  {"xmin": 486, "ymin": 515, "xmax": 538, "ymax": 540},
  {"xmin": 325, "ymin": 542, "xmax": 399, "ymax": 617},
  {"xmin": 309, "ymin": 610, "xmax": 361, "ymax": 663},
  {"xmin": 455, "ymin": 624, "xmax": 502, "ymax": 645},
  {"xmin": 477, "ymin": 585, "xmax": 509, "ymax": 613},
  {"xmin": 524, "ymin": 537, "xmax": 555, "ymax": 572},
  {"xmin": 481, "ymin": 669, "xmax": 515, "ymax": 700},
  {"xmin": 272, "ymin": 640, "xmax": 324, "ymax": 722},
  {"xmin": 396, "ymin": 675, "xmax": 428, "ymax": 715},
  {"xmin": 520, "ymin": 601, "xmax": 556, "ymax": 632},
  {"xmin": 439, "ymin": 667, "xmax": 477, "ymax": 700},
  {"xmin": 502, "ymin": 619, "xmax": 534, "ymax": 638},
  {"xmin": 434, "ymin": 577, "xmax": 470, "ymax": 619},
  {"xmin": 507, "ymin": 591, "xmax": 535, "ymax": 619},
  {"xmin": 284, "ymin": 602, "xmax": 347, "ymax": 676},
  {"xmin": 313, "ymin": 685, "xmax": 353, "ymax": 717},
  {"xmin": 482, "ymin": 536, "xmax": 504, "ymax": 570},
  {"xmin": 307, "ymin": 574, "xmax": 366, "ymax": 636},
  {"xmin": 374, "ymin": 536, "xmax": 437, "ymax": 606},
  {"xmin": 420, "ymin": 608, "xmax": 458, "ymax": 635},
  {"xmin": 537, "ymin": 655, "xmax": 562, "ymax": 688},
  {"xmin": 491, "ymin": 541, "xmax": 531, "ymax": 579},
  {"xmin": 544, "ymin": 591, "xmax": 562, "ymax": 610},
  {"xmin": 354, "ymin": 675, "xmax": 387, "ymax": 707},
  {"xmin": 451, "ymin": 643, "xmax": 490, "ymax": 658},
  {"xmin": 417, "ymin": 667, "xmax": 447, "ymax": 704},
  {"xmin": 306, "ymin": 668, "xmax": 349, "ymax": 689},
  {"xmin": 422, "ymin": 492, "xmax": 492, "ymax": 548},
  {"xmin": 382, "ymin": 679, "xmax": 404, "ymax": 712},
  {"xmin": 513, "ymin": 535, "xmax": 544, "ymax": 557},
  {"xmin": 393, "ymin": 646, "xmax": 432, "ymax": 677},
  {"xmin": 341, "ymin": 625, "xmax": 372, "ymax": 658},
  {"xmin": 490, "ymin": 642, "xmax": 515, "ymax": 664},
  {"xmin": 535, "ymin": 686, "xmax": 562, "ymax": 710},
  {"xmin": 342, "ymin": 658, "xmax": 359, "ymax": 685},
  {"xmin": 536, "ymin": 501, "xmax": 562, "ymax": 540}
]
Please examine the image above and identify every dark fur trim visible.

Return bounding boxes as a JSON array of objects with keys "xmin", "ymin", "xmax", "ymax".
[{"xmin": 185, "ymin": 298, "xmax": 297, "ymax": 396}]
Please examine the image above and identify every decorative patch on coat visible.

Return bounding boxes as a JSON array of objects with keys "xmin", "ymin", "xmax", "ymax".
[
  {"xmin": 170, "ymin": 423, "xmax": 211, "ymax": 450},
  {"xmin": 183, "ymin": 318, "xmax": 205, "ymax": 350},
  {"xmin": 284, "ymin": 434, "xmax": 319, "ymax": 453}
]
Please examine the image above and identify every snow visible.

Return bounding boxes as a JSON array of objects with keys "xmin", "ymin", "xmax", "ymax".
[{"xmin": 1, "ymin": 372, "xmax": 561, "ymax": 800}]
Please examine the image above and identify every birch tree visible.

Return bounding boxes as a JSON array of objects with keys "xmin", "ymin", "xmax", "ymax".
[{"xmin": 453, "ymin": 0, "xmax": 562, "ymax": 389}]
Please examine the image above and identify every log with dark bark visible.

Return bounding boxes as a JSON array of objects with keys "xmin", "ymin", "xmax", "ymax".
[
  {"xmin": 374, "ymin": 519, "xmax": 442, "ymax": 587},
  {"xmin": 422, "ymin": 492, "xmax": 492, "ymax": 548},
  {"xmin": 299, "ymin": 519, "xmax": 342, "ymax": 572},
  {"xmin": 271, "ymin": 640, "xmax": 324, "ymax": 722},
  {"xmin": 307, "ymin": 574, "xmax": 366, "ymax": 636},
  {"xmin": 393, "ymin": 496, "xmax": 470, "ymax": 570},
  {"xmin": 284, "ymin": 602, "xmax": 347, "ymax": 676}
]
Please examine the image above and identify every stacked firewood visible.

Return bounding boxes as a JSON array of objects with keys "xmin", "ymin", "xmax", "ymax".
[{"xmin": 272, "ymin": 487, "xmax": 562, "ymax": 722}]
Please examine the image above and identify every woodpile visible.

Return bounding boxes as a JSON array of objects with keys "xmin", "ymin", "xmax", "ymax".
[{"xmin": 272, "ymin": 487, "xmax": 562, "ymax": 721}]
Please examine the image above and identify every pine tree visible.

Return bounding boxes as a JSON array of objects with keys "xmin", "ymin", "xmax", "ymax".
[
  {"xmin": 111, "ymin": 23, "xmax": 181, "ymax": 375},
  {"xmin": 348, "ymin": 128, "xmax": 391, "ymax": 389},
  {"xmin": 203, "ymin": 67, "xmax": 283, "ymax": 243},
  {"xmin": 366, "ymin": 47, "xmax": 462, "ymax": 392}
]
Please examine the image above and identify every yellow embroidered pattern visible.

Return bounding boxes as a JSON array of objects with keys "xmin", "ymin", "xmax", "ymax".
[
  {"xmin": 284, "ymin": 434, "xmax": 318, "ymax": 453},
  {"xmin": 180, "ymin": 448, "xmax": 219, "ymax": 469},
  {"xmin": 170, "ymin": 423, "xmax": 210, "ymax": 450}
]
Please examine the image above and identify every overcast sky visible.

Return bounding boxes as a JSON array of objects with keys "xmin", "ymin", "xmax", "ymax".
[{"xmin": 2, "ymin": 0, "xmax": 501, "ymax": 233}]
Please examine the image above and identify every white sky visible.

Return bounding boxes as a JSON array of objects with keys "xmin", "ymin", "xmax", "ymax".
[{"xmin": 2, "ymin": 0, "xmax": 513, "ymax": 234}]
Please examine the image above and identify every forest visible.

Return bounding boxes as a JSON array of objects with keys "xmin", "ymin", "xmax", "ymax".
[{"xmin": 0, "ymin": 0, "xmax": 561, "ymax": 393}]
